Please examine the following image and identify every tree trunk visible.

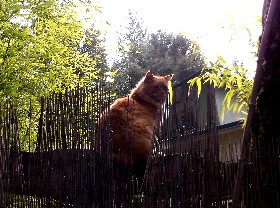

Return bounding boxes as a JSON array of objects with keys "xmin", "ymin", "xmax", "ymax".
[{"xmin": 246, "ymin": 0, "xmax": 280, "ymax": 207}]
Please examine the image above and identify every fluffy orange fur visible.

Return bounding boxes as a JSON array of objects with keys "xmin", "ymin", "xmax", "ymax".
[{"xmin": 98, "ymin": 70, "xmax": 172, "ymax": 172}]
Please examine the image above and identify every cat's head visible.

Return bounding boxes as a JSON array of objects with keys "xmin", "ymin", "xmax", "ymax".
[{"xmin": 130, "ymin": 70, "xmax": 173, "ymax": 107}]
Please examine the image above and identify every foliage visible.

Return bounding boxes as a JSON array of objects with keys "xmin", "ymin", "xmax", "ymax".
[
  {"xmin": 111, "ymin": 11, "xmax": 205, "ymax": 96},
  {"xmin": 188, "ymin": 57, "xmax": 253, "ymax": 123},
  {"xmin": 0, "ymin": 0, "xmax": 105, "ymax": 150},
  {"xmin": 78, "ymin": 27, "xmax": 109, "ymax": 80},
  {"xmin": 111, "ymin": 10, "xmax": 148, "ymax": 95},
  {"xmin": 144, "ymin": 31, "xmax": 205, "ymax": 84},
  {"xmin": 0, "ymin": 0, "xmax": 98, "ymax": 100}
]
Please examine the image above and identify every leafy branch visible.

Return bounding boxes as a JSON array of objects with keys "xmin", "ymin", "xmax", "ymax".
[{"xmin": 188, "ymin": 57, "xmax": 253, "ymax": 125}]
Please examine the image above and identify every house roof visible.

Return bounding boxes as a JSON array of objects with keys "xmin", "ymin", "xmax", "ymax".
[{"xmin": 217, "ymin": 120, "xmax": 242, "ymax": 131}]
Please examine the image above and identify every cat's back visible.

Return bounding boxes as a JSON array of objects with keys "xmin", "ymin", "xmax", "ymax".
[{"xmin": 109, "ymin": 96, "xmax": 156, "ymax": 127}]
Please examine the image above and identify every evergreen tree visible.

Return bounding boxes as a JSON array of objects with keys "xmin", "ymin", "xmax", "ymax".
[
  {"xmin": 111, "ymin": 12, "xmax": 205, "ymax": 96},
  {"xmin": 144, "ymin": 30, "xmax": 205, "ymax": 84},
  {"xmin": 112, "ymin": 10, "xmax": 148, "ymax": 96}
]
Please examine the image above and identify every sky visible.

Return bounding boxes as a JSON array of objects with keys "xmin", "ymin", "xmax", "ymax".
[{"xmin": 94, "ymin": 0, "xmax": 264, "ymax": 75}]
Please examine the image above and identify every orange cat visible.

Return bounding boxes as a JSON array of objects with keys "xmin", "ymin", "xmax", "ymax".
[{"xmin": 97, "ymin": 70, "xmax": 172, "ymax": 177}]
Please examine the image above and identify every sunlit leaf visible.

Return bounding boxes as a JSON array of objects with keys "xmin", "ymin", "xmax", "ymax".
[
  {"xmin": 196, "ymin": 77, "xmax": 202, "ymax": 98},
  {"xmin": 221, "ymin": 104, "xmax": 226, "ymax": 122},
  {"xmin": 165, "ymin": 80, "xmax": 172, "ymax": 104},
  {"xmin": 217, "ymin": 55, "xmax": 226, "ymax": 64},
  {"xmin": 237, "ymin": 75, "xmax": 242, "ymax": 89},
  {"xmin": 241, "ymin": 110, "xmax": 248, "ymax": 115},
  {"xmin": 238, "ymin": 102, "xmax": 245, "ymax": 113}
]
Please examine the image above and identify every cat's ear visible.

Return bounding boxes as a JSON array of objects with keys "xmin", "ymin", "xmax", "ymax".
[
  {"xmin": 146, "ymin": 70, "xmax": 154, "ymax": 79},
  {"xmin": 165, "ymin": 74, "xmax": 173, "ymax": 81}
]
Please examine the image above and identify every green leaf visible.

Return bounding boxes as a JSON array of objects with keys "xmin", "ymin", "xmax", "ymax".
[
  {"xmin": 187, "ymin": 77, "xmax": 198, "ymax": 86},
  {"xmin": 196, "ymin": 77, "xmax": 202, "ymax": 98},
  {"xmin": 241, "ymin": 110, "xmax": 248, "ymax": 115},
  {"xmin": 237, "ymin": 74, "xmax": 242, "ymax": 89},
  {"xmin": 221, "ymin": 104, "xmax": 226, "ymax": 122},
  {"xmin": 168, "ymin": 80, "xmax": 173, "ymax": 104},
  {"xmin": 233, "ymin": 102, "xmax": 238, "ymax": 112},
  {"xmin": 222, "ymin": 90, "xmax": 233, "ymax": 110},
  {"xmin": 217, "ymin": 55, "xmax": 226, "ymax": 64},
  {"xmin": 237, "ymin": 102, "xmax": 245, "ymax": 113}
]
